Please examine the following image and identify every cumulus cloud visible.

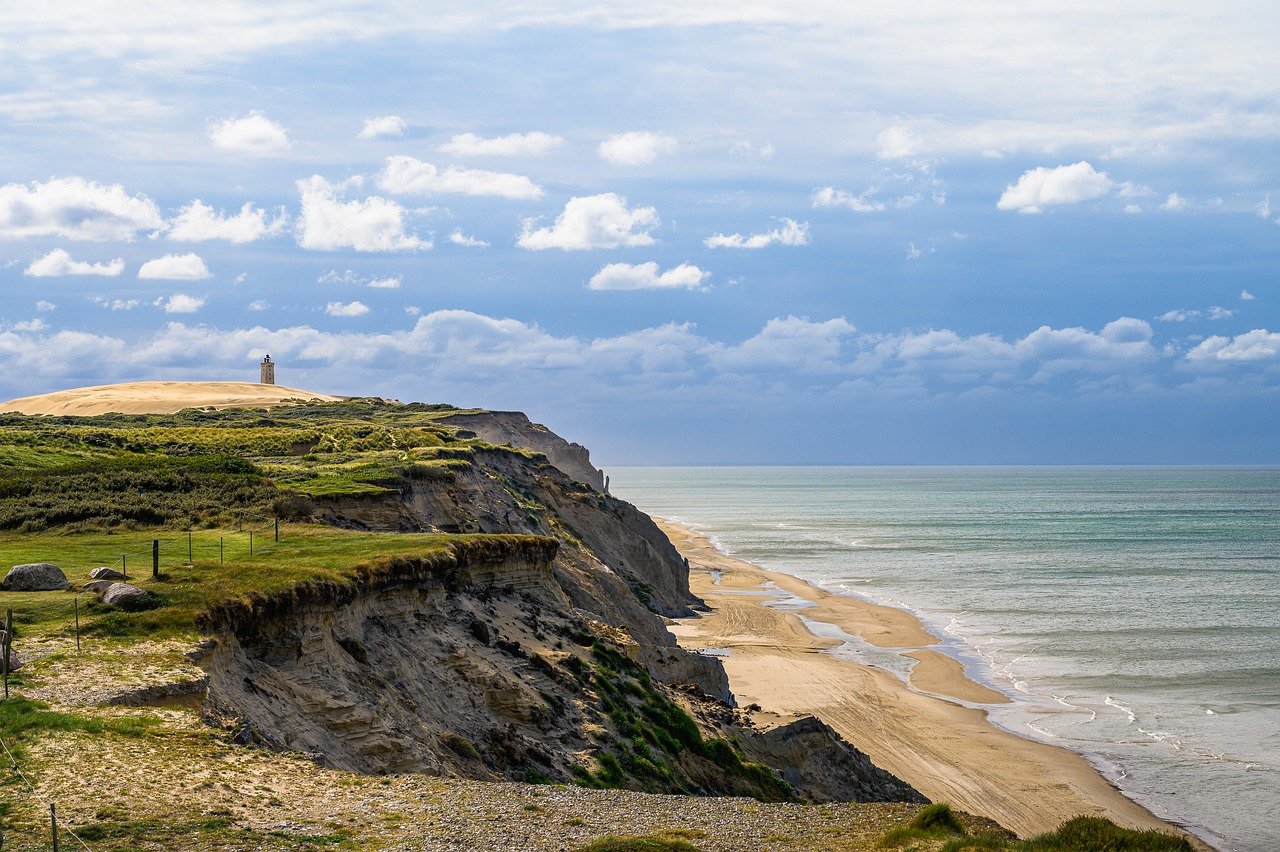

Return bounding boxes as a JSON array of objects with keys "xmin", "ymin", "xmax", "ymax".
[
  {"xmin": 876, "ymin": 126, "xmax": 924, "ymax": 160},
  {"xmin": 157, "ymin": 294, "xmax": 206, "ymax": 313},
  {"xmin": 88, "ymin": 296, "xmax": 141, "ymax": 310},
  {"xmin": 367, "ymin": 275, "xmax": 401, "ymax": 289},
  {"xmin": 295, "ymin": 175, "xmax": 429, "ymax": 252},
  {"xmin": 729, "ymin": 140, "xmax": 775, "ymax": 158},
  {"xmin": 325, "ymin": 300, "xmax": 369, "ymax": 317},
  {"xmin": 0, "ymin": 176, "xmax": 162, "ymax": 240},
  {"xmin": 598, "ymin": 131, "xmax": 677, "ymax": 165},
  {"xmin": 1208, "ymin": 305, "xmax": 1236, "ymax": 320},
  {"xmin": 448, "ymin": 229, "xmax": 489, "ymax": 247},
  {"xmin": 35, "ymin": 300, "xmax": 55, "ymax": 312},
  {"xmin": 358, "ymin": 115, "xmax": 407, "ymax": 140},
  {"xmin": 996, "ymin": 161, "xmax": 1113, "ymax": 213},
  {"xmin": 517, "ymin": 193, "xmax": 659, "ymax": 251},
  {"xmin": 247, "ymin": 299, "xmax": 268, "ymax": 311},
  {"xmin": 24, "ymin": 248, "xmax": 124, "ymax": 277},
  {"xmin": 704, "ymin": 218, "xmax": 810, "ymax": 249},
  {"xmin": 1186, "ymin": 330, "xmax": 1280, "ymax": 363},
  {"xmin": 376, "ymin": 156, "xmax": 542, "ymax": 199},
  {"xmin": 167, "ymin": 200, "xmax": 288, "ymax": 243},
  {"xmin": 588, "ymin": 261, "xmax": 709, "ymax": 291},
  {"xmin": 138, "ymin": 253, "xmax": 211, "ymax": 280},
  {"xmin": 11, "ymin": 319, "xmax": 47, "ymax": 332},
  {"xmin": 1123, "ymin": 204, "xmax": 1143, "ymax": 214},
  {"xmin": 318, "ymin": 269, "xmax": 365, "ymax": 285},
  {"xmin": 1158, "ymin": 309, "xmax": 1199, "ymax": 322},
  {"xmin": 439, "ymin": 131, "xmax": 563, "ymax": 157},
  {"xmin": 812, "ymin": 186, "xmax": 885, "ymax": 213},
  {"xmin": 208, "ymin": 111, "xmax": 291, "ymax": 155},
  {"xmin": 1162, "ymin": 192, "xmax": 1191, "ymax": 211},
  {"xmin": 1241, "ymin": 290, "xmax": 1256, "ymax": 301}
]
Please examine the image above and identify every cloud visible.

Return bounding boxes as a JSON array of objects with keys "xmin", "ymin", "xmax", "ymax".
[
  {"xmin": 35, "ymin": 300, "xmax": 55, "ymax": 312},
  {"xmin": 157, "ymin": 294, "xmax": 206, "ymax": 313},
  {"xmin": 1123, "ymin": 204, "xmax": 1143, "ymax": 214},
  {"xmin": 208, "ymin": 111, "xmax": 291, "ymax": 155},
  {"xmin": 358, "ymin": 115, "xmax": 407, "ymax": 140},
  {"xmin": 996, "ymin": 161, "xmax": 1113, "ymax": 213},
  {"xmin": 729, "ymin": 140, "xmax": 775, "ymax": 158},
  {"xmin": 812, "ymin": 186, "xmax": 885, "ymax": 213},
  {"xmin": 438, "ymin": 131, "xmax": 563, "ymax": 157},
  {"xmin": 88, "ymin": 296, "xmax": 141, "ymax": 310},
  {"xmin": 1162, "ymin": 192, "xmax": 1191, "ymax": 211},
  {"xmin": 376, "ymin": 156, "xmax": 542, "ymax": 199},
  {"xmin": 325, "ymin": 300, "xmax": 369, "ymax": 317},
  {"xmin": 24, "ymin": 248, "xmax": 124, "ymax": 277},
  {"xmin": 704, "ymin": 218, "xmax": 810, "ymax": 249},
  {"xmin": 906, "ymin": 242, "xmax": 935, "ymax": 260},
  {"xmin": 137, "ymin": 252, "xmax": 211, "ymax": 280},
  {"xmin": 588, "ymin": 261, "xmax": 709, "ymax": 291},
  {"xmin": 1186, "ymin": 330, "xmax": 1280, "ymax": 363},
  {"xmin": 448, "ymin": 229, "xmax": 489, "ymax": 247},
  {"xmin": 0, "ymin": 176, "xmax": 162, "ymax": 240},
  {"xmin": 1116, "ymin": 182, "xmax": 1154, "ymax": 199},
  {"xmin": 518, "ymin": 193, "xmax": 659, "ymax": 250},
  {"xmin": 367, "ymin": 275, "xmax": 401, "ymax": 289},
  {"xmin": 1207, "ymin": 305, "xmax": 1236, "ymax": 320},
  {"xmin": 1241, "ymin": 290, "xmax": 1256, "ymax": 301},
  {"xmin": 1158, "ymin": 309, "xmax": 1199, "ymax": 322},
  {"xmin": 318, "ymin": 269, "xmax": 365, "ymax": 285},
  {"xmin": 876, "ymin": 126, "xmax": 924, "ymax": 160},
  {"xmin": 295, "ymin": 175, "xmax": 429, "ymax": 252},
  {"xmin": 11, "ymin": 319, "xmax": 47, "ymax": 332},
  {"xmin": 598, "ymin": 131, "xmax": 677, "ymax": 165},
  {"xmin": 167, "ymin": 200, "xmax": 288, "ymax": 243},
  {"xmin": 247, "ymin": 299, "xmax": 268, "ymax": 311}
]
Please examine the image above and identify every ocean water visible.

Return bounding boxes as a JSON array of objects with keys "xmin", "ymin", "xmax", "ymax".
[{"xmin": 609, "ymin": 466, "xmax": 1280, "ymax": 852}]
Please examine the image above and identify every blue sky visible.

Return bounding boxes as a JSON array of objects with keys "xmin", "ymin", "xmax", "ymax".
[{"xmin": 1, "ymin": 3, "xmax": 1278, "ymax": 463}]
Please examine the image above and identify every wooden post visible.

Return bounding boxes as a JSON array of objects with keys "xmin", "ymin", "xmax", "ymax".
[
  {"xmin": 249, "ymin": 531, "xmax": 254, "ymax": 557},
  {"xmin": 152, "ymin": 539, "xmax": 160, "ymax": 579},
  {"xmin": 220, "ymin": 537, "xmax": 224, "ymax": 564},
  {"xmin": 50, "ymin": 803, "xmax": 58, "ymax": 851},
  {"xmin": 121, "ymin": 554, "xmax": 127, "ymax": 581},
  {"xmin": 274, "ymin": 519, "xmax": 279, "ymax": 542},
  {"xmin": 74, "ymin": 598, "xmax": 80, "ymax": 655},
  {"xmin": 3, "ymin": 608, "xmax": 12, "ymax": 700},
  {"xmin": 188, "ymin": 531, "xmax": 193, "ymax": 563}
]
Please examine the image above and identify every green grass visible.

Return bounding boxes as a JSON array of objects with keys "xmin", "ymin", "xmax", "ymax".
[
  {"xmin": 877, "ymin": 805, "xmax": 1193, "ymax": 852},
  {"xmin": 0, "ymin": 697, "xmax": 159, "ymax": 759},
  {"xmin": 577, "ymin": 835, "xmax": 702, "ymax": 852}
]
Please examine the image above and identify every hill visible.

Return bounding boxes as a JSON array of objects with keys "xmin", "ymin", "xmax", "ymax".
[{"xmin": 0, "ymin": 380, "xmax": 343, "ymax": 416}]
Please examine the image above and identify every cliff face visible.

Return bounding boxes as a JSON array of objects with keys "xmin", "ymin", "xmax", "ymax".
[{"xmin": 439, "ymin": 411, "xmax": 606, "ymax": 491}]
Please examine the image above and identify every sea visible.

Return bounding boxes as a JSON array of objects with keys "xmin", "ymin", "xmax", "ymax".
[{"xmin": 609, "ymin": 466, "xmax": 1280, "ymax": 852}]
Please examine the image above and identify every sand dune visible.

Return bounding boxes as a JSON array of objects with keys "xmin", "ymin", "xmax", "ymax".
[{"xmin": 0, "ymin": 381, "xmax": 343, "ymax": 416}]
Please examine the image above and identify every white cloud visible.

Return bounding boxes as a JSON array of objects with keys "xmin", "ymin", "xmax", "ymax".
[
  {"xmin": 906, "ymin": 242, "xmax": 935, "ymax": 260},
  {"xmin": 208, "ymin": 111, "xmax": 291, "ymax": 156},
  {"xmin": 518, "ymin": 193, "xmax": 659, "ymax": 250},
  {"xmin": 1158, "ymin": 309, "xmax": 1199, "ymax": 322},
  {"xmin": 295, "ymin": 175, "xmax": 429, "ymax": 252},
  {"xmin": 729, "ymin": 140, "xmax": 775, "ymax": 158},
  {"xmin": 24, "ymin": 248, "xmax": 124, "ymax": 277},
  {"xmin": 997, "ymin": 161, "xmax": 1113, "ymax": 213},
  {"xmin": 358, "ymin": 115, "xmax": 407, "ymax": 140},
  {"xmin": 247, "ymin": 299, "xmax": 268, "ymax": 311},
  {"xmin": 876, "ymin": 126, "xmax": 924, "ymax": 160},
  {"xmin": 167, "ymin": 200, "xmax": 288, "ymax": 243},
  {"xmin": 0, "ymin": 176, "xmax": 162, "ymax": 240},
  {"xmin": 812, "ymin": 186, "xmax": 885, "ymax": 213},
  {"xmin": 11, "ymin": 319, "xmax": 46, "ymax": 332},
  {"xmin": 88, "ymin": 296, "xmax": 141, "ymax": 311},
  {"xmin": 1123, "ymin": 204, "xmax": 1143, "ymax": 214},
  {"xmin": 448, "ymin": 229, "xmax": 489, "ymax": 247},
  {"xmin": 157, "ymin": 293, "xmax": 206, "ymax": 313},
  {"xmin": 318, "ymin": 269, "xmax": 366, "ymax": 285},
  {"xmin": 1241, "ymin": 290, "xmax": 1256, "ymax": 301},
  {"xmin": 1162, "ymin": 192, "xmax": 1191, "ymax": 211},
  {"xmin": 404, "ymin": 306, "xmax": 422, "ymax": 316},
  {"xmin": 704, "ymin": 218, "xmax": 810, "ymax": 249},
  {"xmin": 35, "ymin": 300, "xmax": 55, "ymax": 312},
  {"xmin": 1186, "ymin": 330, "xmax": 1280, "ymax": 363},
  {"xmin": 438, "ymin": 131, "xmax": 563, "ymax": 157},
  {"xmin": 588, "ymin": 261, "xmax": 709, "ymax": 291},
  {"xmin": 1208, "ymin": 305, "xmax": 1236, "ymax": 320},
  {"xmin": 598, "ymin": 131, "xmax": 677, "ymax": 165},
  {"xmin": 376, "ymin": 156, "xmax": 542, "ymax": 199},
  {"xmin": 1256, "ymin": 196, "xmax": 1271, "ymax": 219},
  {"xmin": 325, "ymin": 300, "xmax": 369, "ymax": 317},
  {"xmin": 367, "ymin": 275, "xmax": 401, "ymax": 289},
  {"xmin": 234, "ymin": 273, "xmax": 247, "ymax": 285},
  {"xmin": 1116, "ymin": 182, "xmax": 1154, "ymax": 199},
  {"xmin": 138, "ymin": 252, "xmax": 211, "ymax": 280}
]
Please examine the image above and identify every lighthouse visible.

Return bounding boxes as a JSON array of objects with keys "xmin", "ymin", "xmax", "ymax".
[{"xmin": 259, "ymin": 354, "xmax": 276, "ymax": 385}]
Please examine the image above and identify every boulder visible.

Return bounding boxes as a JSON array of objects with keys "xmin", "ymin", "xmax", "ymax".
[
  {"xmin": 2, "ymin": 563, "xmax": 68, "ymax": 591},
  {"xmin": 89, "ymin": 566, "xmax": 127, "ymax": 581},
  {"xmin": 0, "ymin": 649, "xmax": 21, "ymax": 671},
  {"xmin": 83, "ymin": 580, "xmax": 115, "ymax": 594},
  {"xmin": 102, "ymin": 582, "xmax": 149, "ymax": 607}
]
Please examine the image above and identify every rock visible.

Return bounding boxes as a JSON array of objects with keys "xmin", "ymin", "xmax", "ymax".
[
  {"xmin": 1, "ymin": 649, "xmax": 21, "ymax": 671},
  {"xmin": 83, "ymin": 580, "xmax": 115, "ymax": 594},
  {"xmin": 102, "ymin": 582, "xmax": 149, "ymax": 607},
  {"xmin": 2, "ymin": 563, "xmax": 68, "ymax": 591},
  {"xmin": 89, "ymin": 566, "xmax": 127, "ymax": 581}
]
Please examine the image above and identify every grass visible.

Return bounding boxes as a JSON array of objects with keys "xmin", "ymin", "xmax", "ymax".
[
  {"xmin": 577, "ymin": 834, "xmax": 702, "ymax": 852},
  {"xmin": 877, "ymin": 805, "xmax": 1193, "ymax": 852},
  {"xmin": 0, "ymin": 697, "xmax": 159, "ymax": 759}
]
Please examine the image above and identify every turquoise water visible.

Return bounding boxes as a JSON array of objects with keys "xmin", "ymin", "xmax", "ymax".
[{"xmin": 610, "ymin": 467, "xmax": 1280, "ymax": 852}]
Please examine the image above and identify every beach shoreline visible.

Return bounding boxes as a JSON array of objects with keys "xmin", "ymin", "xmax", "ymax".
[{"xmin": 657, "ymin": 517, "xmax": 1203, "ymax": 845}]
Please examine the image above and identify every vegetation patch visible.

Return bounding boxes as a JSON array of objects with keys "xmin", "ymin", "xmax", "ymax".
[
  {"xmin": 577, "ymin": 834, "xmax": 702, "ymax": 852},
  {"xmin": 878, "ymin": 805, "xmax": 1193, "ymax": 852}
]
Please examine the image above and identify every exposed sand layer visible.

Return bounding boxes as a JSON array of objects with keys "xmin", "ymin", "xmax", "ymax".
[
  {"xmin": 659, "ymin": 519, "xmax": 1190, "ymax": 842},
  {"xmin": 0, "ymin": 381, "xmax": 343, "ymax": 416}
]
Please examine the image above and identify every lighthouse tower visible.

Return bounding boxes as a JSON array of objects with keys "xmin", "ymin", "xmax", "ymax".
[{"xmin": 259, "ymin": 354, "xmax": 276, "ymax": 385}]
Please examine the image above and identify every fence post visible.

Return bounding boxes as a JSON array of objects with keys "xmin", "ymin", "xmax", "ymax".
[
  {"xmin": 50, "ymin": 803, "xmax": 58, "ymax": 852},
  {"xmin": 121, "ymin": 555, "xmax": 127, "ymax": 581},
  {"xmin": 152, "ymin": 539, "xmax": 160, "ymax": 580},
  {"xmin": 2, "ymin": 608, "xmax": 11, "ymax": 699},
  {"xmin": 275, "ymin": 519, "xmax": 279, "ymax": 542},
  {"xmin": 249, "ymin": 531, "xmax": 254, "ymax": 557},
  {"xmin": 220, "ymin": 537, "xmax": 224, "ymax": 564},
  {"xmin": 74, "ymin": 598, "xmax": 80, "ymax": 655},
  {"xmin": 188, "ymin": 531, "xmax": 193, "ymax": 563}
]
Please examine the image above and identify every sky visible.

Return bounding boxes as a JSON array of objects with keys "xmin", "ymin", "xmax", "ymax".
[{"xmin": 1, "ymin": 2, "xmax": 1278, "ymax": 464}]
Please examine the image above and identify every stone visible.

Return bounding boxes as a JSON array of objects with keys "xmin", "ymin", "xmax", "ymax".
[
  {"xmin": 89, "ymin": 566, "xmax": 127, "ymax": 581},
  {"xmin": 1, "ymin": 649, "xmax": 21, "ymax": 671},
  {"xmin": 102, "ymin": 582, "xmax": 149, "ymax": 607},
  {"xmin": 83, "ymin": 579, "xmax": 115, "ymax": 594},
  {"xmin": 2, "ymin": 563, "xmax": 68, "ymax": 591}
]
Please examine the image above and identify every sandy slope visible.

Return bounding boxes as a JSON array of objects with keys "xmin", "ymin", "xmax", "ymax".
[
  {"xmin": 0, "ymin": 381, "xmax": 343, "ymax": 416},
  {"xmin": 658, "ymin": 519, "xmax": 1195, "ymax": 843}
]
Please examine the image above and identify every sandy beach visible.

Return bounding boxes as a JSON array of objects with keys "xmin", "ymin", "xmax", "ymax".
[{"xmin": 658, "ymin": 518, "xmax": 1188, "ymax": 841}]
